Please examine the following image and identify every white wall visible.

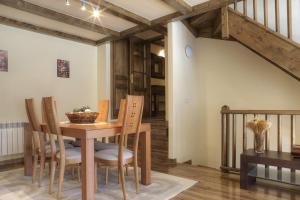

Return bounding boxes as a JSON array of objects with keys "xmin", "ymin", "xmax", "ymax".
[
  {"xmin": 97, "ymin": 42, "xmax": 111, "ymax": 117},
  {"xmin": 195, "ymin": 38, "xmax": 300, "ymax": 168},
  {"xmin": 0, "ymin": 24, "xmax": 98, "ymax": 122},
  {"xmin": 168, "ymin": 21, "xmax": 300, "ymax": 168},
  {"xmin": 168, "ymin": 21, "xmax": 202, "ymax": 163}
]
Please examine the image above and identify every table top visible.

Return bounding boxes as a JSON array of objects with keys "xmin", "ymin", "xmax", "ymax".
[{"xmin": 59, "ymin": 121, "xmax": 123, "ymax": 130}]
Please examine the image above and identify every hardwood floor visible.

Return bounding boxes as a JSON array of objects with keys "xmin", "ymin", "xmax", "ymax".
[
  {"xmin": 160, "ymin": 164, "xmax": 300, "ymax": 200},
  {"xmin": 1, "ymin": 119, "xmax": 299, "ymax": 200}
]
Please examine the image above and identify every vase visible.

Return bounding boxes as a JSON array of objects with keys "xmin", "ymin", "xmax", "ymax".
[{"xmin": 254, "ymin": 134, "xmax": 265, "ymax": 153}]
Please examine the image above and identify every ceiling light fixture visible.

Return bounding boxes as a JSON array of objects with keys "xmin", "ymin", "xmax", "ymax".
[
  {"xmin": 81, "ymin": 2, "xmax": 86, "ymax": 11},
  {"xmin": 65, "ymin": 0, "xmax": 70, "ymax": 6},
  {"xmin": 92, "ymin": 7, "xmax": 100, "ymax": 18}
]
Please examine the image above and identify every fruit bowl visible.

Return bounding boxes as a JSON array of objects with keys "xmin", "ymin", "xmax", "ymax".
[{"xmin": 66, "ymin": 112, "xmax": 99, "ymax": 124}]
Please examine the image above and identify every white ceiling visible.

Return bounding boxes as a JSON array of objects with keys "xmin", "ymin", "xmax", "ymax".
[
  {"xmin": 184, "ymin": 0, "xmax": 209, "ymax": 6},
  {"xmin": 0, "ymin": 4, "xmax": 106, "ymax": 40},
  {"xmin": 106, "ymin": 0, "xmax": 176, "ymax": 20},
  {"xmin": 0, "ymin": 0, "xmax": 212, "ymax": 43},
  {"xmin": 24, "ymin": 0, "xmax": 136, "ymax": 32}
]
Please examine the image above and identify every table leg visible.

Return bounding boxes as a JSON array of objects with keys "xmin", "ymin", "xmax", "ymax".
[
  {"xmin": 140, "ymin": 130, "xmax": 151, "ymax": 185},
  {"xmin": 240, "ymin": 155, "xmax": 256, "ymax": 189},
  {"xmin": 24, "ymin": 124, "xmax": 33, "ymax": 176},
  {"xmin": 81, "ymin": 138, "xmax": 95, "ymax": 200}
]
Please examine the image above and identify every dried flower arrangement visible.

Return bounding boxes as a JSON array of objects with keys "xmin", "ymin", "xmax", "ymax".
[{"xmin": 246, "ymin": 119, "xmax": 272, "ymax": 153}]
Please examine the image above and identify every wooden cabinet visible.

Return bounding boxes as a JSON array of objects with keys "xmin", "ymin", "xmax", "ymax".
[
  {"xmin": 111, "ymin": 38, "xmax": 151, "ymax": 118},
  {"xmin": 151, "ymin": 53, "xmax": 165, "ymax": 79}
]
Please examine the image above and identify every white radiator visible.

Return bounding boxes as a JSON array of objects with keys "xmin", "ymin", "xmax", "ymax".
[{"xmin": 0, "ymin": 122, "xmax": 24, "ymax": 161}]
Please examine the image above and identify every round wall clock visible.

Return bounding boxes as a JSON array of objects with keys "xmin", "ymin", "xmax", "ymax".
[{"xmin": 185, "ymin": 45, "xmax": 193, "ymax": 58}]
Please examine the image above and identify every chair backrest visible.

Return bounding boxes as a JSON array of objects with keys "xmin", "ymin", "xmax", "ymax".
[
  {"xmin": 25, "ymin": 98, "xmax": 42, "ymax": 153},
  {"xmin": 96, "ymin": 100, "xmax": 109, "ymax": 122},
  {"xmin": 117, "ymin": 99, "xmax": 126, "ymax": 124},
  {"xmin": 42, "ymin": 96, "xmax": 65, "ymax": 155},
  {"xmin": 119, "ymin": 95, "xmax": 144, "ymax": 162}
]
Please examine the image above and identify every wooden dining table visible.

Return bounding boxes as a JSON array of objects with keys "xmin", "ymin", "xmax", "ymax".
[{"xmin": 24, "ymin": 121, "xmax": 152, "ymax": 200}]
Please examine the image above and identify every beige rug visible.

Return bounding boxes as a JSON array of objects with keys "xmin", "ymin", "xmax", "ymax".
[{"xmin": 0, "ymin": 167, "xmax": 196, "ymax": 200}]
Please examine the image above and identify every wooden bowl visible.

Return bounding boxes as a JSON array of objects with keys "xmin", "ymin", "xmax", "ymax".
[{"xmin": 65, "ymin": 112, "xmax": 99, "ymax": 124}]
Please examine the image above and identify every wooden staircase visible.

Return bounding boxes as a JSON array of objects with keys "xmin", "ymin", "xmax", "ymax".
[
  {"xmin": 128, "ymin": 118, "xmax": 176, "ymax": 171},
  {"xmin": 224, "ymin": 1, "xmax": 300, "ymax": 80}
]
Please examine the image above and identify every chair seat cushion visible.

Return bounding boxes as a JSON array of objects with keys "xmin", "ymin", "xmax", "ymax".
[
  {"xmin": 45, "ymin": 140, "xmax": 75, "ymax": 155},
  {"xmin": 94, "ymin": 148, "xmax": 133, "ymax": 161},
  {"xmin": 56, "ymin": 148, "xmax": 81, "ymax": 162},
  {"xmin": 94, "ymin": 141, "xmax": 118, "ymax": 151}
]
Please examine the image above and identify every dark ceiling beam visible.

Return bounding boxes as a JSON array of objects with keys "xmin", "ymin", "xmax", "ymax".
[
  {"xmin": 190, "ymin": 11, "xmax": 218, "ymax": 26},
  {"xmin": 97, "ymin": 0, "xmax": 239, "ymax": 45},
  {"xmin": 0, "ymin": 0, "xmax": 120, "ymax": 36},
  {"xmin": 0, "ymin": 16, "xmax": 97, "ymax": 45},
  {"xmin": 87, "ymin": 0, "xmax": 151, "ymax": 26},
  {"xmin": 152, "ymin": 0, "xmax": 239, "ymax": 25},
  {"xmin": 161, "ymin": 0, "xmax": 193, "ymax": 14},
  {"xmin": 181, "ymin": 19, "xmax": 198, "ymax": 37}
]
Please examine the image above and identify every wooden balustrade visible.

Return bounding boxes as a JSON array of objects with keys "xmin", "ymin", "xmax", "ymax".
[
  {"xmin": 232, "ymin": 0, "xmax": 295, "ymax": 43},
  {"xmin": 221, "ymin": 105, "xmax": 300, "ymax": 173}
]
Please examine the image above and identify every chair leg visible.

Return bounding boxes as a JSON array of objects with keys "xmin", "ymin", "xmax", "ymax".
[
  {"xmin": 49, "ymin": 159, "xmax": 56, "ymax": 194},
  {"xmin": 105, "ymin": 167, "xmax": 109, "ymax": 185},
  {"xmin": 77, "ymin": 164, "xmax": 81, "ymax": 182},
  {"xmin": 94, "ymin": 163, "xmax": 98, "ymax": 192},
  {"xmin": 133, "ymin": 158, "xmax": 140, "ymax": 194},
  {"xmin": 32, "ymin": 154, "xmax": 38, "ymax": 184},
  {"xmin": 125, "ymin": 165, "xmax": 129, "ymax": 176},
  {"xmin": 57, "ymin": 160, "xmax": 65, "ymax": 200},
  {"xmin": 39, "ymin": 155, "xmax": 45, "ymax": 187},
  {"xmin": 119, "ymin": 165, "xmax": 127, "ymax": 200}
]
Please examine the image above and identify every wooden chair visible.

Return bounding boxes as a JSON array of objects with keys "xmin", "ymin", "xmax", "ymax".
[
  {"xmin": 96, "ymin": 100, "xmax": 109, "ymax": 122},
  {"xmin": 94, "ymin": 95, "xmax": 144, "ymax": 200},
  {"xmin": 42, "ymin": 97, "xmax": 82, "ymax": 199},
  {"xmin": 25, "ymin": 98, "xmax": 46, "ymax": 187}
]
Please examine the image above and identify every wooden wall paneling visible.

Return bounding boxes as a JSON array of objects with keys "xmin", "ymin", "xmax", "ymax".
[
  {"xmin": 111, "ymin": 39, "xmax": 130, "ymax": 118},
  {"xmin": 221, "ymin": 6, "xmax": 229, "ymax": 39}
]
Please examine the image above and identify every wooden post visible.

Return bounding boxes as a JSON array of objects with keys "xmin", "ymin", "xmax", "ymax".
[
  {"xmin": 243, "ymin": 0, "xmax": 247, "ymax": 16},
  {"xmin": 253, "ymin": 0, "xmax": 257, "ymax": 21},
  {"xmin": 275, "ymin": 0, "xmax": 280, "ymax": 33},
  {"xmin": 264, "ymin": 0, "xmax": 268, "ymax": 27},
  {"xmin": 221, "ymin": 105, "xmax": 230, "ymax": 171},
  {"xmin": 221, "ymin": 6, "xmax": 229, "ymax": 39},
  {"xmin": 291, "ymin": 115, "xmax": 295, "ymax": 173},
  {"xmin": 243, "ymin": 114, "xmax": 247, "ymax": 152},
  {"xmin": 287, "ymin": 0, "xmax": 292, "ymax": 39},
  {"xmin": 232, "ymin": 114, "xmax": 236, "ymax": 168},
  {"xmin": 24, "ymin": 123, "xmax": 33, "ymax": 176}
]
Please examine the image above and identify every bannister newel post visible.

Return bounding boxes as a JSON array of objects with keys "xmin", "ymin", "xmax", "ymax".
[{"xmin": 221, "ymin": 105, "xmax": 230, "ymax": 172}]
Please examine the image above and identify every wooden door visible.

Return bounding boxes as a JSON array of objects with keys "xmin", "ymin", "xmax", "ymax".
[
  {"xmin": 111, "ymin": 39, "xmax": 130, "ymax": 118},
  {"xmin": 129, "ymin": 37, "xmax": 151, "ymax": 118}
]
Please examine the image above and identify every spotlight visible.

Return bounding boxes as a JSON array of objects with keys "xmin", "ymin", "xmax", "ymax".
[
  {"xmin": 81, "ymin": 2, "xmax": 86, "ymax": 11},
  {"xmin": 65, "ymin": 0, "xmax": 70, "ymax": 6},
  {"xmin": 93, "ymin": 8, "xmax": 100, "ymax": 18}
]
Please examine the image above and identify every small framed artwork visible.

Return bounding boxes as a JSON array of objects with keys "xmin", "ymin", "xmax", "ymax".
[
  {"xmin": 57, "ymin": 59, "xmax": 70, "ymax": 78},
  {"xmin": 0, "ymin": 50, "xmax": 8, "ymax": 72}
]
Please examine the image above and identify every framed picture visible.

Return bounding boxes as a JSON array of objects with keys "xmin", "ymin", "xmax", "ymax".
[
  {"xmin": 57, "ymin": 59, "xmax": 70, "ymax": 78},
  {"xmin": 0, "ymin": 50, "xmax": 8, "ymax": 72}
]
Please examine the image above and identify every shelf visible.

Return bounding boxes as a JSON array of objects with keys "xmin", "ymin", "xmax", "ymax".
[{"xmin": 248, "ymin": 165, "xmax": 300, "ymax": 186}]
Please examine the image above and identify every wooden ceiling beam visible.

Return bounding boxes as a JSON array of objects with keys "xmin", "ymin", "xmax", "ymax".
[
  {"xmin": 162, "ymin": 0, "xmax": 193, "ymax": 14},
  {"xmin": 0, "ymin": 16, "xmax": 97, "ymax": 45},
  {"xmin": 152, "ymin": 0, "xmax": 237, "ymax": 26},
  {"xmin": 181, "ymin": 19, "xmax": 198, "ymax": 37},
  {"xmin": 0, "ymin": 0, "xmax": 119, "ymax": 36},
  {"xmin": 86, "ymin": 0, "xmax": 151, "ymax": 26},
  {"xmin": 190, "ymin": 11, "xmax": 218, "ymax": 26}
]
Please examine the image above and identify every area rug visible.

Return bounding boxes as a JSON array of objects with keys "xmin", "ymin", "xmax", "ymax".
[{"xmin": 0, "ymin": 167, "xmax": 196, "ymax": 200}]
